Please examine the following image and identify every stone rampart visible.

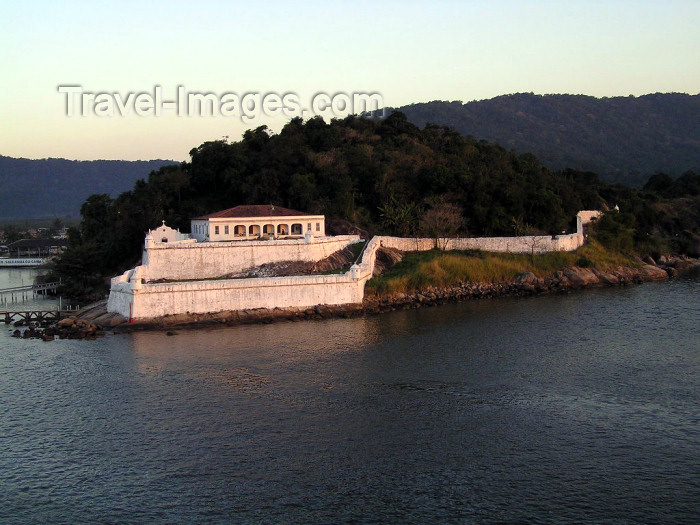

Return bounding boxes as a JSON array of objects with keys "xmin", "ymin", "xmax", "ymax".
[
  {"xmin": 107, "ymin": 211, "xmax": 602, "ymax": 321},
  {"xmin": 143, "ymin": 235, "xmax": 361, "ymax": 281}
]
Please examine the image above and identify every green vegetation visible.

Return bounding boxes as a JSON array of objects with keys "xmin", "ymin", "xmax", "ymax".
[
  {"xmin": 366, "ymin": 239, "xmax": 638, "ymax": 296},
  {"xmin": 50, "ymin": 112, "xmax": 700, "ymax": 301},
  {"xmin": 397, "ymin": 93, "xmax": 700, "ymax": 187}
]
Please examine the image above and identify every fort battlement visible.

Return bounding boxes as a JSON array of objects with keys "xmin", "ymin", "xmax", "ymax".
[{"xmin": 107, "ymin": 211, "xmax": 601, "ymax": 321}]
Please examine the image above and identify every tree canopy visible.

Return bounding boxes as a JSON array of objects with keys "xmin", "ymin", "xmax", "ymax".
[{"xmin": 52, "ymin": 112, "xmax": 700, "ymax": 300}]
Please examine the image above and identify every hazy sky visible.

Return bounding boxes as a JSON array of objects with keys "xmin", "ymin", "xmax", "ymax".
[{"xmin": 1, "ymin": 0, "xmax": 698, "ymax": 161}]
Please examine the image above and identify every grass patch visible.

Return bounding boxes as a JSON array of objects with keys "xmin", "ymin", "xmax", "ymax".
[
  {"xmin": 350, "ymin": 240, "xmax": 367, "ymax": 262},
  {"xmin": 366, "ymin": 242, "xmax": 639, "ymax": 296}
]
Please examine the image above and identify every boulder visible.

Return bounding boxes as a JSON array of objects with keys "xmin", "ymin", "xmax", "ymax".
[
  {"xmin": 514, "ymin": 272, "xmax": 538, "ymax": 285},
  {"xmin": 563, "ymin": 267, "xmax": 600, "ymax": 287},
  {"xmin": 592, "ymin": 268, "xmax": 620, "ymax": 285},
  {"xmin": 639, "ymin": 264, "xmax": 669, "ymax": 281},
  {"xmin": 57, "ymin": 317, "xmax": 76, "ymax": 328}
]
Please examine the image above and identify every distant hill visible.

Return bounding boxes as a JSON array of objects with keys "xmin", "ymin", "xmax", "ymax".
[
  {"xmin": 395, "ymin": 93, "xmax": 700, "ymax": 186},
  {"xmin": 0, "ymin": 156, "xmax": 177, "ymax": 220}
]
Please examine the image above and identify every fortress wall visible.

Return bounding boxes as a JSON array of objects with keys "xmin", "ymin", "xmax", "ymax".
[
  {"xmin": 107, "ymin": 211, "xmax": 601, "ymax": 321},
  {"xmin": 378, "ymin": 232, "xmax": 584, "ymax": 254},
  {"xmin": 143, "ymin": 235, "xmax": 361, "ymax": 280},
  {"xmin": 110, "ymin": 271, "xmax": 370, "ymax": 320}
]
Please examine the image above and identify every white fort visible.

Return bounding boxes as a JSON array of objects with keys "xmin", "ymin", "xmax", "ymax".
[{"xmin": 107, "ymin": 207, "xmax": 601, "ymax": 322}]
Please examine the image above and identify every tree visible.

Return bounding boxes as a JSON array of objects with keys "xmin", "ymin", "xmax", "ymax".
[
  {"xmin": 419, "ymin": 199, "xmax": 464, "ymax": 250},
  {"xmin": 379, "ymin": 197, "xmax": 421, "ymax": 236},
  {"xmin": 2, "ymin": 224, "xmax": 22, "ymax": 244}
]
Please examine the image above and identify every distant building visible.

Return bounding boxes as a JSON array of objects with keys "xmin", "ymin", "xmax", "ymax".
[
  {"xmin": 190, "ymin": 205, "xmax": 325, "ymax": 242},
  {"xmin": 5, "ymin": 238, "xmax": 68, "ymax": 258}
]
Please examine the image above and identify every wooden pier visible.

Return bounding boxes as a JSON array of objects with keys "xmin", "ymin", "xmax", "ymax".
[
  {"xmin": 1, "ymin": 310, "xmax": 72, "ymax": 324},
  {"xmin": 0, "ymin": 281, "xmax": 61, "ymax": 305}
]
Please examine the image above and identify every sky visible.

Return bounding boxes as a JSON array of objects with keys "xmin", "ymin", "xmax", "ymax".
[{"xmin": 0, "ymin": 0, "xmax": 698, "ymax": 162}]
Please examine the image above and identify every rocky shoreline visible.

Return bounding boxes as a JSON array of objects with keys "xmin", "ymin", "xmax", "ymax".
[{"xmin": 9, "ymin": 256, "xmax": 699, "ymax": 339}]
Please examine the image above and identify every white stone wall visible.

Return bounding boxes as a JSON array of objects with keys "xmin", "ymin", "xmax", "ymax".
[
  {"xmin": 142, "ymin": 235, "xmax": 361, "ymax": 281},
  {"xmin": 107, "ymin": 211, "xmax": 602, "ymax": 321},
  {"xmin": 124, "ymin": 273, "xmax": 367, "ymax": 319},
  {"xmin": 378, "ymin": 233, "xmax": 583, "ymax": 254}
]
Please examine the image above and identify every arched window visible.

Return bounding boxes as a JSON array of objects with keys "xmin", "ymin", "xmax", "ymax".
[
  {"xmin": 234, "ymin": 225, "xmax": 246, "ymax": 237},
  {"xmin": 277, "ymin": 224, "xmax": 288, "ymax": 235},
  {"xmin": 291, "ymin": 223, "xmax": 303, "ymax": 235},
  {"xmin": 249, "ymin": 225, "xmax": 261, "ymax": 237},
  {"xmin": 263, "ymin": 224, "xmax": 275, "ymax": 236}
]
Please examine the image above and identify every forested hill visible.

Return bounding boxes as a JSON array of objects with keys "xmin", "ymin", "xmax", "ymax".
[
  {"xmin": 0, "ymin": 156, "xmax": 177, "ymax": 220},
  {"xmin": 53, "ymin": 113, "xmax": 699, "ymax": 301},
  {"xmin": 394, "ymin": 93, "xmax": 700, "ymax": 187}
]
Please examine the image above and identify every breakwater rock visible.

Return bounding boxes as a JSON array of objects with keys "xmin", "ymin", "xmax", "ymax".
[
  {"xmin": 116, "ymin": 303, "xmax": 366, "ymax": 332},
  {"xmin": 15, "ymin": 256, "xmax": 697, "ymax": 337},
  {"xmin": 361, "ymin": 263, "xmax": 673, "ymax": 313},
  {"xmin": 123, "ymin": 261, "xmax": 681, "ymax": 331},
  {"xmin": 10, "ymin": 301, "xmax": 127, "ymax": 341}
]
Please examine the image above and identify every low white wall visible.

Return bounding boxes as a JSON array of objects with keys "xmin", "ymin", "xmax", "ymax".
[
  {"xmin": 143, "ymin": 235, "xmax": 361, "ymax": 281},
  {"xmin": 379, "ymin": 232, "xmax": 584, "ymax": 254}
]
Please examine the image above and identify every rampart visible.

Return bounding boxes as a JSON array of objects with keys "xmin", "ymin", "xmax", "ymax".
[
  {"xmin": 142, "ymin": 234, "xmax": 360, "ymax": 281},
  {"xmin": 107, "ymin": 211, "xmax": 601, "ymax": 321}
]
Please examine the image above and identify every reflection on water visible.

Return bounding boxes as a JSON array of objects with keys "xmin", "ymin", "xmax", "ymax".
[{"xmin": 1, "ymin": 278, "xmax": 698, "ymax": 523}]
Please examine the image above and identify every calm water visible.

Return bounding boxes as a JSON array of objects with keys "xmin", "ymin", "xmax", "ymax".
[
  {"xmin": 0, "ymin": 268, "xmax": 59, "ymax": 311},
  {"xmin": 1, "ymin": 272, "xmax": 698, "ymax": 524}
]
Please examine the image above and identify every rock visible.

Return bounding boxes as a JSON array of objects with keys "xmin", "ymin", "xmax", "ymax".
[
  {"xmin": 592, "ymin": 268, "xmax": 620, "ymax": 285},
  {"xmin": 12, "ymin": 329, "xmax": 21, "ymax": 338},
  {"xmin": 57, "ymin": 317, "xmax": 76, "ymax": 328},
  {"xmin": 639, "ymin": 264, "xmax": 669, "ymax": 281},
  {"xmin": 374, "ymin": 248, "xmax": 404, "ymax": 276},
  {"xmin": 563, "ymin": 267, "xmax": 600, "ymax": 287},
  {"xmin": 92, "ymin": 312, "xmax": 127, "ymax": 328},
  {"xmin": 515, "ymin": 272, "xmax": 538, "ymax": 285}
]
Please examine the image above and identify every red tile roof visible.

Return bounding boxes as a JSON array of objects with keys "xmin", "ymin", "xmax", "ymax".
[{"xmin": 192, "ymin": 205, "xmax": 315, "ymax": 220}]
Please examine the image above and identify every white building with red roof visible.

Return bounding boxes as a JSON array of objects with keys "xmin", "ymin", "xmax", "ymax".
[{"xmin": 190, "ymin": 204, "xmax": 325, "ymax": 242}]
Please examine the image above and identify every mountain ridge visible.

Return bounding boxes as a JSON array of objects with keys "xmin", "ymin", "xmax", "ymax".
[
  {"xmin": 394, "ymin": 92, "xmax": 700, "ymax": 186},
  {"xmin": 0, "ymin": 156, "xmax": 177, "ymax": 220}
]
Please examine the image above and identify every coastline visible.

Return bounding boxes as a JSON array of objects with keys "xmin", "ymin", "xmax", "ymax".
[
  {"xmin": 115, "ymin": 258, "xmax": 696, "ymax": 332},
  {"xmin": 10, "ymin": 257, "xmax": 698, "ymax": 339}
]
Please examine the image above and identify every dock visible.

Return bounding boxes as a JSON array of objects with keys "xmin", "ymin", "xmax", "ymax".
[
  {"xmin": 0, "ymin": 281, "xmax": 61, "ymax": 305},
  {"xmin": 1, "ymin": 309, "xmax": 72, "ymax": 324}
]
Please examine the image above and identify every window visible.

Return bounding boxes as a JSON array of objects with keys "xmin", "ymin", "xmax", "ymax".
[
  {"xmin": 316, "ymin": 222, "xmax": 320, "ymax": 232},
  {"xmin": 224, "ymin": 225, "xmax": 229, "ymax": 235},
  {"xmin": 214, "ymin": 226, "xmax": 220, "ymax": 235}
]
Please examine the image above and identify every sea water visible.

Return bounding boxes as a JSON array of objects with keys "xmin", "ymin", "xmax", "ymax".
[{"xmin": 1, "ymin": 271, "xmax": 698, "ymax": 523}]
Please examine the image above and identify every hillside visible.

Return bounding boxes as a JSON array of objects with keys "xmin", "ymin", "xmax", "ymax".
[
  {"xmin": 395, "ymin": 93, "xmax": 700, "ymax": 186},
  {"xmin": 0, "ymin": 156, "xmax": 177, "ymax": 220},
  {"xmin": 50, "ymin": 113, "xmax": 699, "ymax": 300}
]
